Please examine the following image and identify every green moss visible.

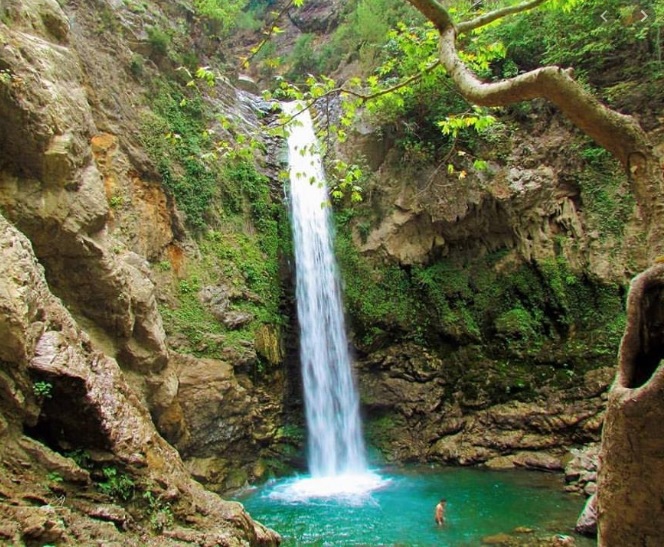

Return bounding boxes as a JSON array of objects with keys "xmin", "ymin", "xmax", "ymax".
[
  {"xmin": 364, "ymin": 413, "xmax": 404, "ymax": 451},
  {"xmin": 141, "ymin": 78, "xmax": 289, "ymax": 367},
  {"xmin": 335, "ymin": 229, "xmax": 625, "ymax": 385},
  {"xmin": 158, "ymin": 159, "xmax": 289, "ymax": 369},
  {"xmin": 140, "ymin": 84, "xmax": 219, "ymax": 232},
  {"xmin": 495, "ymin": 307, "xmax": 536, "ymax": 339},
  {"xmin": 575, "ymin": 144, "xmax": 635, "ymax": 243},
  {"xmin": 146, "ymin": 26, "xmax": 171, "ymax": 56},
  {"xmin": 160, "ymin": 222, "xmax": 286, "ymax": 361},
  {"xmin": 334, "ymin": 231, "xmax": 421, "ymax": 347},
  {"xmin": 160, "ymin": 288, "xmax": 224, "ymax": 355}
]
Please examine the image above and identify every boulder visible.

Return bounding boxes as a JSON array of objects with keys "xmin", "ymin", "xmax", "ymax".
[
  {"xmin": 564, "ymin": 443, "xmax": 599, "ymax": 494},
  {"xmin": 575, "ymin": 493, "xmax": 597, "ymax": 537},
  {"xmin": 288, "ymin": 0, "xmax": 343, "ymax": 33}
]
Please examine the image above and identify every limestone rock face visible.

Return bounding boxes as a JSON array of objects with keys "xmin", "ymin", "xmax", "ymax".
[
  {"xmin": 288, "ymin": 0, "xmax": 344, "ymax": 33},
  {"xmin": 358, "ymin": 343, "xmax": 612, "ymax": 466},
  {"xmin": 575, "ymin": 494, "xmax": 598, "ymax": 537},
  {"xmin": 564, "ymin": 443, "xmax": 599, "ymax": 497},
  {"xmin": 347, "ymin": 113, "xmax": 646, "ymax": 279},
  {"xmin": 0, "ymin": 0, "xmax": 282, "ymax": 542},
  {"xmin": 166, "ymin": 355, "xmax": 280, "ymax": 490},
  {"xmin": 0, "ymin": 0, "xmax": 174, "ymax": 415},
  {"xmin": 597, "ymin": 264, "xmax": 664, "ymax": 545},
  {"xmin": 0, "ymin": 214, "xmax": 279, "ymax": 545}
]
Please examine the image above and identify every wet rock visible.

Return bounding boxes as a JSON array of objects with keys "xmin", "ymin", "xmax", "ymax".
[
  {"xmin": 254, "ymin": 324, "xmax": 285, "ymax": 365},
  {"xmin": 85, "ymin": 504, "xmax": 133, "ymax": 530},
  {"xmin": 170, "ymin": 352, "xmax": 282, "ymax": 490},
  {"xmin": 236, "ymin": 74, "xmax": 259, "ymax": 94},
  {"xmin": 564, "ymin": 443, "xmax": 599, "ymax": 494},
  {"xmin": 359, "ymin": 343, "xmax": 607, "ymax": 466},
  {"xmin": 21, "ymin": 506, "xmax": 65, "ymax": 544},
  {"xmin": 17, "ymin": 437, "xmax": 90, "ymax": 484},
  {"xmin": 223, "ymin": 310, "xmax": 254, "ymax": 329},
  {"xmin": 513, "ymin": 526, "xmax": 535, "ymax": 534},
  {"xmin": 575, "ymin": 493, "xmax": 597, "ymax": 537},
  {"xmin": 0, "ymin": 4, "xmax": 174, "ymax": 417},
  {"xmin": 173, "ymin": 354, "xmax": 255, "ymax": 453},
  {"xmin": 482, "ymin": 532, "xmax": 513, "ymax": 545},
  {"xmin": 512, "ymin": 452, "xmax": 563, "ymax": 472},
  {"xmin": 199, "ymin": 285, "xmax": 232, "ymax": 320}
]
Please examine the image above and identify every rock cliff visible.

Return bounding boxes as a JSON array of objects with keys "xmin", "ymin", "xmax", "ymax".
[
  {"xmin": 0, "ymin": 215, "xmax": 277, "ymax": 545},
  {"xmin": 333, "ymin": 99, "xmax": 656, "ymax": 472},
  {"xmin": 0, "ymin": 0, "xmax": 283, "ymax": 543}
]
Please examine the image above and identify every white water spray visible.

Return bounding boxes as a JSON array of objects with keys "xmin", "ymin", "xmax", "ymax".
[{"xmin": 284, "ymin": 103, "xmax": 373, "ymax": 490}]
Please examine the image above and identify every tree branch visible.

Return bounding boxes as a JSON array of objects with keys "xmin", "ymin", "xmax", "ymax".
[
  {"xmin": 240, "ymin": 0, "xmax": 295, "ymax": 69},
  {"xmin": 457, "ymin": 0, "xmax": 549, "ymax": 34},
  {"xmin": 342, "ymin": 61, "xmax": 442, "ymax": 102},
  {"xmin": 437, "ymin": 25, "xmax": 646, "ymax": 168},
  {"xmin": 434, "ymin": 24, "xmax": 664, "ymax": 256},
  {"xmin": 404, "ymin": 0, "xmax": 454, "ymax": 30},
  {"xmin": 402, "ymin": 0, "xmax": 663, "ymax": 256},
  {"xmin": 275, "ymin": 60, "xmax": 443, "ymax": 128}
]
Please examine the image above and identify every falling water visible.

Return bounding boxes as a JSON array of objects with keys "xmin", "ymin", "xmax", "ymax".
[{"xmin": 284, "ymin": 102, "xmax": 368, "ymax": 483}]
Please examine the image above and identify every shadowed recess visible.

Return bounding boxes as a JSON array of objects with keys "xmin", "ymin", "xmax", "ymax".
[
  {"xmin": 628, "ymin": 281, "xmax": 664, "ymax": 389},
  {"xmin": 24, "ymin": 374, "xmax": 111, "ymax": 452}
]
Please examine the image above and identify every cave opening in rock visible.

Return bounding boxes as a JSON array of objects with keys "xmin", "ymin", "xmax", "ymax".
[
  {"xmin": 24, "ymin": 374, "xmax": 111, "ymax": 455},
  {"xmin": 628, "ymin": 284, "xmax": 664, "ymax": 389}
]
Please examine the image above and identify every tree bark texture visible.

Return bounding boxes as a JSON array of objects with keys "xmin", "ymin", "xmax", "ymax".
[{"xmin": 597, "ymin": 264, "xmax": 664, "ymax": 546}]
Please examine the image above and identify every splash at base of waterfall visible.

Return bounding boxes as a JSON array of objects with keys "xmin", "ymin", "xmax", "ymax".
[
  {"xmin": 235, "ymin": 466, "xmax": 594, "ymax": 547},
  {"xmin": 266, "ymin": 471, "xmax": 390, "ymax": 505}
]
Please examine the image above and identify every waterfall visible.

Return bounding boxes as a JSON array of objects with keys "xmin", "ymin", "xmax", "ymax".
[{"xmin": 284, "ymin": 102, "xmax": 368, "ymax": 478}]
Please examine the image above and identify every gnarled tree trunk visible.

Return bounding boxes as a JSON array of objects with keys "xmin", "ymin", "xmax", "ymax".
[
  {"xmin": 597, "ymin": 264, "xmax": 664, "ymax": 545},
  {"xmin": 407, "ymin": 0, "xmax": 664, "ymax": 258}
]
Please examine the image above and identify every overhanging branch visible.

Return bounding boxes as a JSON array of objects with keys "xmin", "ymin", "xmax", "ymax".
[
  {"xmin": 457, "ymin": 0, "xmax": 549, "ymax": 34},
  {"xmin": 341, "ymin": 60, "xmax": 442, "ymax": 102},
  {"xmin": 240, "ymin": 0, "xmax": 295, "ymax": 69},
  {"xmin": 274, "ymin": 60, "xmax": 443, "ymax": 129},
  {"xmin": 404, "ymin": 0, "xmax": 454, "ymax": 30},
  {"xmin": 437, "ymin": 25, "xmax": 646, "ymax": 167},
  {"xmin": 403, "ymin": 0, "xmax": 663, "ymax": 258}
]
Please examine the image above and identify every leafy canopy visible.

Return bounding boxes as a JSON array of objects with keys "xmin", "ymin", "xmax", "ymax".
[{"xmin": 194, "ymin": 0, "xmax": 245, "ymax": 34}]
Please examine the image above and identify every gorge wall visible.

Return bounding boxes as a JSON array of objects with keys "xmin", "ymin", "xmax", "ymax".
[
  {"xmin": 0, "ymin": 0, "xmax": 287, "ymax": 543},
  {"xmin": 338, "ymin": 104, "xmax": 649, "ymax": 471}
]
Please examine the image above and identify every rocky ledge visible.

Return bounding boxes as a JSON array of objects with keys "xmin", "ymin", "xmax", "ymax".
[{"xmin": 0, "ymin": 212, "xmax": 279, "ymax": 545}]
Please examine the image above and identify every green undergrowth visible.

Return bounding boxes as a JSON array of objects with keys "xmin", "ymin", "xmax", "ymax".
[
  {"xmin": 157, "ymin": 154, "xmax": 289, "ymax": 371},
  {"xmin": 58, "ymin": 451, "xmax": 175, "ymax": 533},
  {"xmin": 139, "ymin": 74, "xmax": 291, "ymax": 371},
  {"xmin": 335, "ymin": 213, "xmax": 626, "ymax": 395},
  {"xmin": 575, "ymin": 144, "xmax": 635, "ymax": 243},
  {"xmin": 160, "ymin": 214, "xmax": 288, "ymax": 363},
  {"xmin": 140, "ymin": 81, "xmax": 220, "ymax": 232}
]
